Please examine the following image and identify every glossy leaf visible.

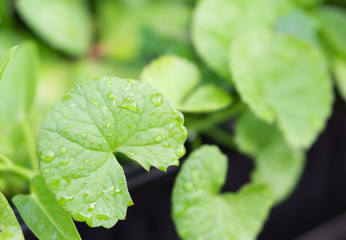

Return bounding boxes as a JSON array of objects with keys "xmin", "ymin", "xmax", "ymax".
[
  {"xmin": 0, "ymin": 191, "xmax": 23, "ymax": 240},
  {"xmin": 192, "ymin": 0, "xmax": 277, "ymax": 78},
  {"xmin": 313, "ymin": 6, "xmax": 346, "ymax": 58},
  {"xmin": 235, "ymin": 112, "xmax": 305, "ymax": 203},
  {"xmin": 0, "ymin": 46, "xmax": 17, "ymax": 83},
  {"xmin": 334, "ymin": 57, "xmax": 346, "ymax": 102},
  {"xmin": 172, "ymin": 145, "xmax": 273, "ymax": 240},
  {"xmin": 13, "ymin": 175, "xmax": 81, "ymax": 240},
  {"xmin": 15, "ymin": 0, "xmax": 92, "ymax": 56},
  {"xmin": 141, "ymin": 55, "xmax": 232, "ymax": 112},
  {"xmin": 38, "ymin": 77, "xmax": 187, "ymax": 228},
  {"xmin": 0, "ymin": 41, "xmax": 38, "ymax": 124},
  {"xmin": 230, "ymin": 28, "xmax": 333, "ymax": 149}
]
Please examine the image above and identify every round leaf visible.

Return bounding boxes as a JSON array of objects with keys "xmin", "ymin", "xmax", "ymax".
[
  {"xmin": 230, "ymin": 28, "xmax": 333, "ymax": 149},
  {"xmin": 172, "ymin": 145, "xmax": 273, "ymax": 240},
  {"xmin": 38, "ymin": 77, "xmax": 187, "ymax": 228}
]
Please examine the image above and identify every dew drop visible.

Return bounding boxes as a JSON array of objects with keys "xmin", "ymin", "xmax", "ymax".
[
  {"xmin": 82, "ymin": 132, "xmax": 88, "ymax": 139},
  {"xmin": 61, "ymin": 158, "xmax": 70, "ymax": 165},
  {"xmin": 155, "ymin": 136, "xmax": 162, "ymax": 142},
  {"xmin": 90, "ymin": 100, "xmax": 100, "ymax": 107},
  {"xmin": 176, "ymin": 145, "xmax": 186, "ymax": 158},
  {"xmin": 79, "ymin": 165, "xmax": 85, "ymax": 170},
  {"xmin": 105, "ymin": 122, "xmax": 111, "ymax": 128},
  {"xmin": 107, "ymin": 133, "xmax": 113, "ymax": 137},
  {"xmin": 129, "ymin": 152, "xmax": 135, "ymax": 157},
  {"xmin": 150, "ymin": 93, "xmax": 163, "ymax": 107},
  {"xmin": 41, "ymin": 150, "xmax": 56, "ymax": 162},
  {"xmin": 88, "ymin": 202, "xmax": 96, "ymax": 211},
  {"xmin": 161, "ymin": 142, "xmax": 169, "ymax": 148},
  {"xmin": 107, "ymin": 93, "xmax": 115, "ymax": 101},
  {"xmin": 150, "ymin": 110, "xmax": 155, "ymax": 115},
  {"xmin": 137, "ymin": 134, "xmax": 142, "ymax": 139},
  {"xmin": 60, "ymin": 146, "xmax": 67, "ymax": 155},
  {"xmin": 120, "ymin": 98, "xmax": 138, "ymax": 113}
]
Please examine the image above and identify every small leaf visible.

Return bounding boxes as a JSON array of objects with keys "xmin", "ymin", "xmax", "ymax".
[
  {"xmin": 235, "ymin": 112, "xmax": 305, "ymax": 203},
  {"xmin": 334, "ymin": 57, "xmax": 346, "ymax": 102},
  {"xmin": 15, "ymin": 0, "xmax": 93, "ymax": 56},
  {"xmin": 172, "ymin": 145, "xmax": 273, "ymax": 240},
  {"xmin": 0, "ymin": 46, "xmax": 17, "ymax": 83},
  {"xmin": 12, "ymin": 175, "xmax": 81, "ymax": 240},
  {"xmin": 192, "ymin": 0, "xmax": 278, "ymax": 78},
  {"xmin": 0, "ymin": 41, "xmax": 38, "ymax": 124},
  {"xmin": 313, "ymin": 6, "xmax": 346, "ymax": 58},
  {"xmin": 141, "ymin": 55, "xmax": 232, "ymax": 112},
  {"xmin": 38, "ymin": 77, "xmax": 187, "ymax": 228},
  {"xmin": 230, "ymin": 28, "xmax": 333, "ymax": 149},
  {"xmin": 0, "ymin": 191, "xmax": 24, "ymax": 240}
]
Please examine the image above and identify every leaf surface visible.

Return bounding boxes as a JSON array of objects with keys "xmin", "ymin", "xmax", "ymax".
[
  {"xmin": 172, "ymin": 145, "xmax": 273, "ymax": 240},
  {"xmin": 0, "ymin": 191, "xmax": 23, "ymax": 240},
  {"xmin": 230, "ymin": 28, "xmax": 333, "ymax": 149},
  {"xmin": 192, "ymin": 0, "xmax": 277, "ymax": 78},
  {"xmin": 15, "ymin": 0, "xmax": 92, "ymax": 56},
  {"xmin": 0, "ymin": 41, "xmax": 38, "ymax": 124},
  {"xmin": 13, "ymin": 175, "xmax": 81, "ymax": 240},
  {"xmin": 38, "ymin": 77, "xmax": 187, "ymax": 228},
  {"xmin": 141, "ymin": 55, "xmax": 232, "ymax": 112},
  {"xmin": 235, "ymin": 112, "xmax": 305, "ymax": 203},
  {"xmin": 0, "ymin": 46, "xmax": 17, "ymax": 83}
]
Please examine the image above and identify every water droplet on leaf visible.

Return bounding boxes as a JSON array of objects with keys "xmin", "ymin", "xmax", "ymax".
[{"xmin": 150, "ymin": 93, "xmax": 163, "ymax": 107}]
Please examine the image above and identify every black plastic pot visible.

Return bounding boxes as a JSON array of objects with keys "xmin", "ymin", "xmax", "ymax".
[{"xmin": 20, "ymin": 96, "xmax": 346, "ymax": 240}]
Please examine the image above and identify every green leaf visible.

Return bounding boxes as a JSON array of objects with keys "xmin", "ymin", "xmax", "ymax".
[
  {"xmin": 15, "ymin": 0, "xmax": 92, "ymax": 56},
  {"xmin": 0, "ymin": 41, "xmax": 38, "ymax": 125},
  {"xmin": 0, "ymin": 191, "xmax": 24, "ymax": 240},
  {"xmin": 275, "ymin": 9, "xmax": 320, "ymax": 46},
  {"xmin": 235, "ymin": 112, "xmax": 305, "ymax": 203},
  {"xmin": 334, "ymin": 57, "xmax": 346, "ymax": 102},
  {"xmin": 38, "ymin": 77, "xmax": 187, "ymax": 228},
  {"xmin": 12, "ymin": 175, "xmax": 81, "ymax": 240},
  {"xmin": 192, "ymin": 0, "xmax": 278, "ymax": 79},
  {"xmin": 230, "ymin": 28, "xmax": 333, "ymax": 149},
  {"xmin": 0, "ymin": 133, "xmax": 14, "ymax": 158},
  {"xmin": 172, "ymin": 145, "xmax": 273, "ymax": 240},
  {"xmin": 141, "ymin": 55, "xmax": 232, "ymax": 112},
  {"xmin": 313, "ymin": 6, "xmax": 346, "ymax": 58},
  {"xmin": 0, "ymin": 46, "xmax": 17, "ymax": 83}
]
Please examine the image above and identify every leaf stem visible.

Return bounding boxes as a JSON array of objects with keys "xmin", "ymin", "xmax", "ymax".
[
  {"xmin": 185, "ymin": 102, "xmax": 245, "ymax": 133},
  {"xmin": 0, "ymin": 152, "xmax": 12, "ymax": 165},
  {"xmin": 22, "ymin": 121, "xmax": 40, "ymax": 173},
  {"xmin": 203, "ymin": 127, "xmax": 238, "ymax": 150},
  {"xmin": 0, "ymin": 163, "xmax": 36, "ymax": 180}
]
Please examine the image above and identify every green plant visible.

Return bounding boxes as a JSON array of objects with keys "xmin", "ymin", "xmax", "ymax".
[{"xmin": 0, "ymin": 0, "xmax": 345, "ymax": 239}]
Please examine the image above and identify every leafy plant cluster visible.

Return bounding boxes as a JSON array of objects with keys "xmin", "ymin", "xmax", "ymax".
[{"xmin": 0, "ymin": 0, "xmax": 346, "ymax": 239}]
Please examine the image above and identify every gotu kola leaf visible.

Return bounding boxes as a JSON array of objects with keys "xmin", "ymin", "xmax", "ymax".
[
  {"xmin": 0, "ymin": 46, "xmax": 17, "ymax": 83},
  {"xmin": 230, "ymin": 28, "xmax": 333, "ymax": 149},
  {"xmin": 235, "ymin": 111, "xmax": 305, "ymax": 203},
  {"xmin": 12, "ymin": 175, "xmax": 81, "ymax": 240},
  {"xmin": 192, "ymin": 0, "xmax": 278, "ymax": 79},
  {"xmin": 38, "ymin": 77, "xmax": 187, "ymax": 228},
  {"xmin": 172, "ymin": 145, "xmax": 273, "ymax": 240},
  {"xmin": 0, "ymin": 191, "xmax": 24, "ymax": 240},
  {"xmin": 141, "ymin": 55, "xmax": 232, "ymax": 113}
]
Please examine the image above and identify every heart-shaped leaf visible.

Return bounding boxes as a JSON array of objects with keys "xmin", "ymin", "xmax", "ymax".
[
  {"xmin": 230, "ymin": 28, "xmax": 333, "ymax": 149},
  {"xmin": 38, "ymin": 77, "xmax": 187, "ymax": 228},
  {"xmin": 13, "ymin": 175, "xmax": 81, "ymax": 240},
  {"xmin": 141, "ymin": 55, "xmax": 232, "ymax": 112},
  {"xmin": 0, "ymin": 191, "xmax": 24, "ymax": 240},
  {"xmin": 235, "ymin": 112, "xmax": 305, "ymax": 203},
  {"xmin": 172, "ymin": 145, "xmax": 273, "ymax": 240}
]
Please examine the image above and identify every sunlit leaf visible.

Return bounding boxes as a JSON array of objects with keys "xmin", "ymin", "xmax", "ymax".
[
  {"xmin": 172, "ymin": 145, "xmax": 273, "ymax": 240},
  {"xmin": 13, "ymin": 175, "xmax": 81, "ymax": 240},
  {"xmin": 141, "ymin": 55, "xmax": 232, "ymax": 112},
  {"xmin": 38, "ymin": 77, "xmax": 187, "ymax": 228},
  {"xmin": 230, "ymin": 28, "xmax": 333, "ymax": 149}
]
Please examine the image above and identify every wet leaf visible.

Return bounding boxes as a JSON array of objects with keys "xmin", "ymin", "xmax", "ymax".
[{"xmin": 38, "ymin": 77, "xmax": 187, "ymax": 228}]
